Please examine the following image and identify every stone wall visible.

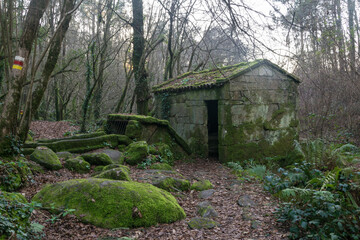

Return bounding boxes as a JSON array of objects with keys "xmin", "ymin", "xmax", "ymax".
[{"xmin": 155, "ymin": 64, "xmax": 299, "ymax": 162}]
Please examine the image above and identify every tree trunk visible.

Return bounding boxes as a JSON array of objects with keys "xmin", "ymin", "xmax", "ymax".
[
  {"xmin": 132, "ymin": 0, "xmax": 150, "ymax": 115},
  {"xmin": 17, "ymin": 0, "xmax": 76, "ymax": 141},
  {"xmin": 0, "ymin": 0, "xmax": 50, "ymax": 155}
]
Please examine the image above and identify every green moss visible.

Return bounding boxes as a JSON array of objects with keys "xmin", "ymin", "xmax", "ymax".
[
  {"xmin": 37, "ymin": 131, "xmax": 106, "ymax": 143},
  {"xmin": 191, "ymin": 180, "xmax": 213, "ymax": 191},
  {"xmin": 103, "ymin": 164, "xmax": 129, "ymax": 172},
  {"xmin": 30, "ymin": 147, "xmax": 62, "ymax": 170},
  {"xmin": 65, "ymin": 157, "xmax": 91, "ymax": 173},
  {"xmin": 32, "ymin": 178, "xmax": 186, "ymax": 228},
  {"xmin": 81, "ymin": 153, "xmax": 113, "ymax": 166},
  {"xmin": 152, "ymin": 176, "xmax": 190, "ymax": 192},
  {"xmin": 124, "ymin": 141, "xmax": 149, "ymax": 166},
  {"xmin": 125, "ymin": 120, "xmax": 143, "ymax": 139},
  {"xmin": 22, "ymin": 148, "xmax": 35, "ymax": 155},
  {"xmin": 149, "ymin": 163, "xmax": 173, "ymax": 171},
  {"xmin": 150, "ymin": 143, "xmax": 174, "ymax": 165},
  {"xmin": 93, "ymin": 165, "xmax": 105, "ymax": 173},
  {"xmin": 94, "ymin": 166, "xmax": 131, "ymax": 181}
]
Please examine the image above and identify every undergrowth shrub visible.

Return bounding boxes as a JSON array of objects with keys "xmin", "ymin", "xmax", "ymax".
[
  {"xmin": 0, "ymin": 192, "xmax": 44, "ymax": 239},
  {"xmin": 264, "ymin": 161, "xmax": 360, "ymax": 239}
]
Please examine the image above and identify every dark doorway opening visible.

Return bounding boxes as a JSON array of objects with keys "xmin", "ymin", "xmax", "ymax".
[{"xmin": 206, "ymin": 100, "xmax": 219, "ymax": 159}]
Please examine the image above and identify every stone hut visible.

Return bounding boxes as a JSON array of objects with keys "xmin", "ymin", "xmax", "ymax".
[{"xmin": 153, "ymin": 59, "xmax": 300, "ymax": 163}]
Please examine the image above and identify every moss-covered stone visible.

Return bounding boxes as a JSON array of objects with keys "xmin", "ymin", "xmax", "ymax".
[
  {"xmin": 124, "ymin": 141, "xmax": 149, "ymax": 166},
  {"xmin": 30, "ymin": 146, "xmax": 62, "ymax": 170},
  {"xmin": 0, "ymin": 157, "xmax": 32, "ymax": 191},
  {"xmin": 125, "ymin": 120, "xmax": 143, "ymax": 139},
  {"xmin": 32, "ymin": 178, "xmax": 186, "ymax": 228},
  {"xmin": 191, "ymin": 180, "xmax": 213, "ymax": 191},
  {"xmin": 56, "ymin": 151, "xmax": 73, "ymax": 160},
  {"xmin": 65, "ymin": 157, "xmax": 91, "ymax": 173},
  {"xmin": 94, "ymin": 166, "xmax": 131, "ymax": 181},
  {"xmin": 149, "ymin": 163, "xmax": 173, "ymax": 171},
  {"xmin": 81, "ymin": 153, "xmax": 113, "ymax": 166},
  {"xmin": 152, "ymin": 176, "xmax": 190, "ymax": 192},
  {"xmin": 101, "ymin": 149, "xmax": 124, "ymax": 164},
  {"xmin": 196, "ymin": 201, "xmax": 218, "ymax": 218},
  {"xmin": 36, "ymin": 134, "xmax": 131, "ymax": 153},
  {"xmin": 188, "ymin": 217, "xmax": 219, "ymax": 229}
]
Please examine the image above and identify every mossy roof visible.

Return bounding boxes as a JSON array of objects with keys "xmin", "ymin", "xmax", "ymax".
[{"xmin": 153, "ymin": 59, "xmax": 300, "ymax": 93}]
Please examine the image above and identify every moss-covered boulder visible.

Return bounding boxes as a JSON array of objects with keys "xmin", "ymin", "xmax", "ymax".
[
  {"xmin": 30, "ymin": 146, "xmax": 62, "ymax": 170},
  {"xmin": 149, "ymin": 143, "xmax": 174, "ymax": 165},
  {"xmin": 101, "ymin": 149, "xmax": 124, "ymax": 164},
  {"xmin": 81, "ymin": 153, "xmax": 113, "ymax": 166},
  {"xmin": 65, "ymin": 157, "xmax": 91, "ymax": 173},
  {"xmin": 0, "ymin": 157, "xmax": 32, "ymax": 191},
  {"xmin": 196, "ymin": 201, "xmax": 218, "ymax": 218},
  {"xmin": 93, "ymin": 165, "xmax": 105, "ymax": 173},
  {"xmin": 152, "ymin": 176, "xmax": 190, "ymax": 192},
  {"xmin": 191, "ymin": 180, "xmax": 213, "ymax": 191},
  {"xmin": 56, "ymin": 151, "xmax": 73, "ymax": 160},
  {"xmin": 0, "ymin": 191, "xmax": 31, "ymax": 238},
  {"xmin": 149, "ymin": 163, "xmax": 173, "ymax": 171},
  {"xmin": 94, "ymin": 166, "xmax": 131, "ymax": 181},
  {"xmin": 32, "ymin": 178, "xmax": 186, "ymax": 228},
  {"xmin": 124, "ymin": 141, "xmax": 149, "ymax": 165}
]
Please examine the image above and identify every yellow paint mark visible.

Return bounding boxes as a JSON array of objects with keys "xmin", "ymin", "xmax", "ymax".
[{"xmin": 13, "ymin": 65, "xmax": 23, "ymax": 70}]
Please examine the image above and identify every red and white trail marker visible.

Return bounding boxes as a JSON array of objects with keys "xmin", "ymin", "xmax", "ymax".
[{"xmin": 13, "ymin": 56, "xmax": 25, "ymax": 70}]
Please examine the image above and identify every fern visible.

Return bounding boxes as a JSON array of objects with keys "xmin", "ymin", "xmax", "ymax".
[{"xmin": 279, "ymin": 187, "xmax": 313, "ymax": 202}]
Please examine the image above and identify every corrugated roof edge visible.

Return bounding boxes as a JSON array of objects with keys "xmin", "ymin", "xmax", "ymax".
[{"xmin": 153, "ymin": 59, "xmax": 300, "ymax": 94}]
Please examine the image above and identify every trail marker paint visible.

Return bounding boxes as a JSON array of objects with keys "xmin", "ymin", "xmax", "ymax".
[{"xmin": 13, "ymin": 56, "xmax": 25, "ymax": 70}]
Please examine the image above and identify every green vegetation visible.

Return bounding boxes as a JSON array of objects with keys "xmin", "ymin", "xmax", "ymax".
[
  {"xmin": 191, "ymin": 180, "xmax": 213, "ymax": 191},
  {"xmin": 30, "ymin": 147, "xmax": 62, "ymax": 170},
  {"xmin": 94, "ymin": 166, "xmax": 131, "ymax": 181},
  {"xmin": 0, "ymin": 192, "xmax": 44, "ymax": 239},
  {"xmin": 81, "ymin": 152, "xmax": 113, "ymax": 166},
  {"xmin": 0, "ymin": 157, "xmax": 32, "ymax": 191}
]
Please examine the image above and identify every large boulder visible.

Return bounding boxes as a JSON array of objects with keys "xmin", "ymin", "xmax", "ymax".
[
  {"xmin": 30, "ymin": 146, "xmax": 62, "ymax": 170},
  {"xmin": 94, "ymin": 166, "xmax": 131, "ymax": 181},
  {"xmin": 32, "ymin": 178, "xmax": 186, "ymax": 228},
  {"xmin": 64, "ymin": 157, "xmax": 91, "ymax": 173},
  {"xmin": 124, "ymin": 141, "xmax": 149, "ymax": 165},
  {"xmin": 81, "ymin": 153, "xmax": 113, "ymax": 166}
]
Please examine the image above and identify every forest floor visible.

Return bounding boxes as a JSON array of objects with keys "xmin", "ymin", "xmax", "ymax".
[{"xmin": 22, "ymin": 121, "xmax": 289, "ymax": 240}]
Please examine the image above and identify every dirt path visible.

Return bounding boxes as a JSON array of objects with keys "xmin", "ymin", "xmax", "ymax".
[{"xmin": 22, "ymin": 157, "xmax": 287, "ymax": 240}]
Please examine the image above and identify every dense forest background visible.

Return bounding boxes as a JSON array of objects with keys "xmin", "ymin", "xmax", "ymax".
[{"xmin": 1, "ymin": 0, "xmax": 360, "ymax": 143}]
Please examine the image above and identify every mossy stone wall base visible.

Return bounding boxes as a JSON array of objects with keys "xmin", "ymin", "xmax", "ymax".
[{"xmin": 155, "ymin": 64, "xmax": 299, "ymax": 162}]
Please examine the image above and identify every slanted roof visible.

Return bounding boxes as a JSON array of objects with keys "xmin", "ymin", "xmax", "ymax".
[{"xmin": 153, "ymin": 59, "xmax": 300, "ymax": 93}]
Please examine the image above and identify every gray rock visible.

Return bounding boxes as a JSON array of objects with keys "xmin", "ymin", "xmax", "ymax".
[
  {"xmin": 237, "ymin": 195, "xmax": 256, "ymax": 207},
  {"xmin": 152, "ymin": 175, "xmax": 190, "ymax": 192},
  {"xmin": 198, "ymin": 189, "xmax": 215, "ymax": 199},
  {"xmin": 188, "ymin": 217, "xmax": 219, "ymax": 229},
  {"xmin": 56, "ymin": 151, "xmax": 73, "ymax": 160},
  {"xmin": 101, "ymin": 149, "xmax": 124, "ymax": 164},
  {"xmin": 196, "ymin": 201, "xmax": 218, "ymax": 218},
  {"xmin": 30, "ymin": 147, "xmax": 62, "ymax": 170}
]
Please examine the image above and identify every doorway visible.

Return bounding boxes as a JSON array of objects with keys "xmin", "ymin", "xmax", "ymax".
[{"xmin": 205, "ymin": 100, "xmax": 219, "ymax": 158}]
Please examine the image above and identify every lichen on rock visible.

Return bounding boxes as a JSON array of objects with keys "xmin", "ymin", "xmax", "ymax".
[
  {"xmin": 149, "ymin": 163, "xmax": 173, "ymax": 171},
  {"xmin": 30, "ymin": 146, "xmax": 62, "ymax": 170},
  {"xmin": 32, "ymin": 178, "xmax": 186, "ymax": 228},
  {"xmin": 152, "ymin": 175, "xmax": 190, "ymax": 192}
]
